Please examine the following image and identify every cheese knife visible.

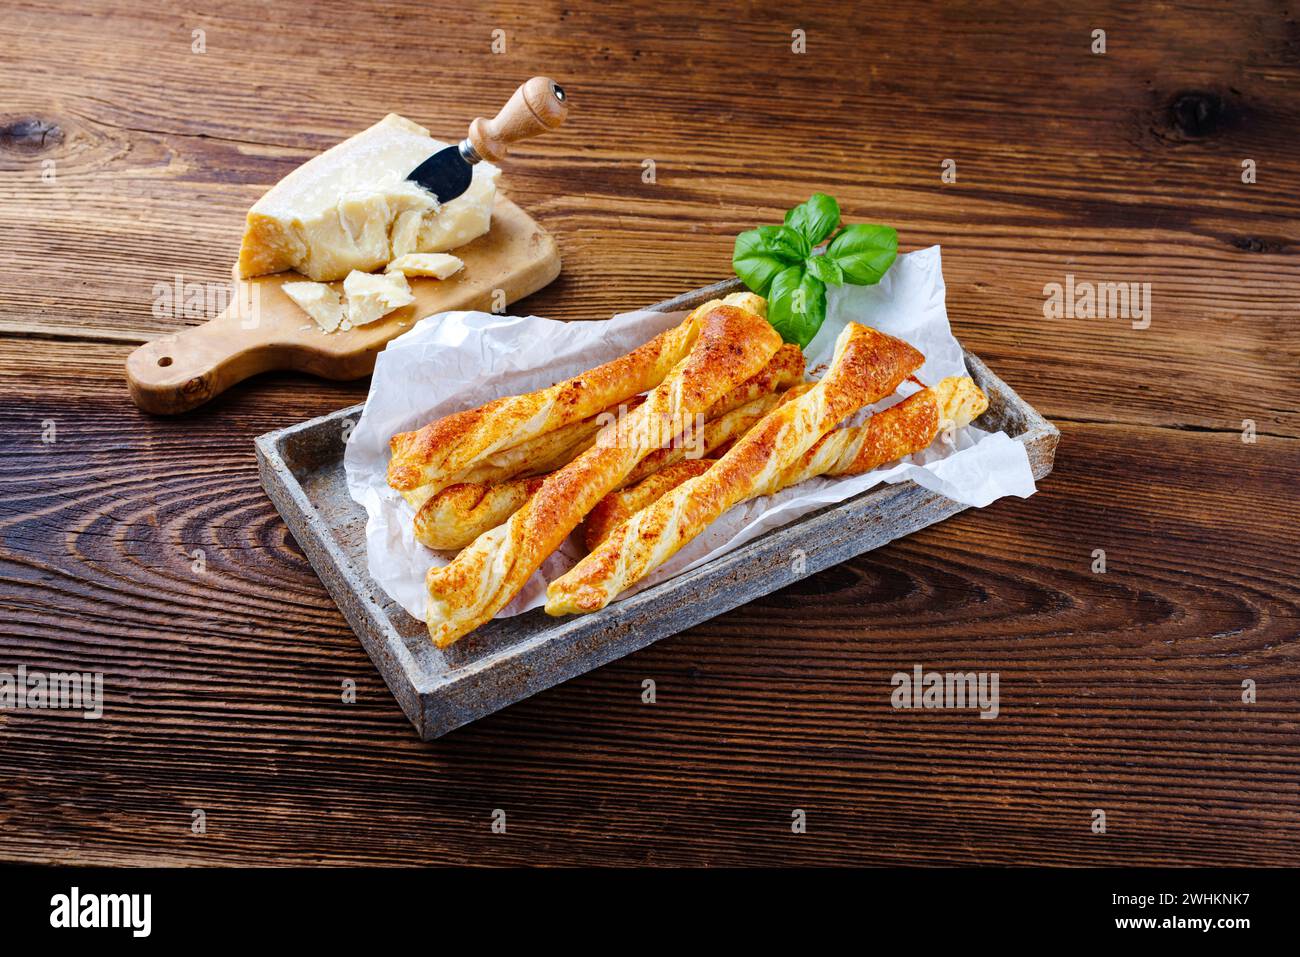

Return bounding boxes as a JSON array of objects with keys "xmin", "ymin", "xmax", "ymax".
[{"xmin": 407, "ymin": 76, "xmax": 569, "ymax": 203}]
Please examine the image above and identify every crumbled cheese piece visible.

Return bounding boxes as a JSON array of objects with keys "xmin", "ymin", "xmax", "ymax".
[
  {"xmin": 342, "ymin": 270, "xmax": 415, "ymax": 326},
  {"xmin": 282, "ymin": 281, "xmax": 345, "ymax": 332},
  {"xmin": 384, "ymin": 253, "xmax": 464, "ymax": 279}
]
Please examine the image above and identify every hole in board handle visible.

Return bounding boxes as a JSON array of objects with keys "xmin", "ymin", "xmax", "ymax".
[{"xmin": 157, "ymin": 356, "xmax": 173, "ymax": 367}]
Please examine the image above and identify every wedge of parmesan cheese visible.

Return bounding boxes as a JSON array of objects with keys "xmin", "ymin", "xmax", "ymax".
[
  {"xmin": 282, "ymin": 281, "xmax": 345, "ymax": 332},
  {"xmin": 343, "ymin": 270, "xmax": 414, "ymax": 326},
  {"xmin": 384, "ymin": 253, "xmax": 464, "ymax": 279},
  {"xmin": 238, "ymin": 114, "xmax": 500, "ymax": 282}
]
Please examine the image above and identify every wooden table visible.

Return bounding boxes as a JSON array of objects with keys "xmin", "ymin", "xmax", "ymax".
[{"xmin": 1, "ymin": 0, "xmax": 1296, "ymax": 867}]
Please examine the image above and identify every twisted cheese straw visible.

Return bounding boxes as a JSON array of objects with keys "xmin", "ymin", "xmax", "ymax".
[
  {"xmin": 545, "ymin": 323, "xmax": 925, "ymax": 616},
  {"xmin": 623, "ymin": 379, "xmax": 813, "ymax": 487},
  {"xmin": 768, "ymin": 375, "xmax": 987, "ymax": 491},
  {"xmin": 388, "ymin": 292, "xmax": 767, "ymax": 492},
  {"xmin": 424, "ymin": 303, "xmax": 782, "ymax": 646},
  {"xmin": 413, "ymin": 384, "xmax": 809, "ymax": 550},
  {"xmin": 700, "ymin": 343, "xmax": 803, "ymax": 418},
  {"xmin": 400, "ymin": 395, "xmax": 647, "ymax": 512},
  {"xmin": 403, "ymin": 343, "xmax": 801, "ymax": 516},
  {"xmin": 580, "ymin": 382, "xmax": 816, "ymax": 550},
  {"xmin": 582, "ymin": 458, "xmax": 716, "ymax": 551},
  {"xmin": 573, "ymin": 375, "xmax": 988, "ymax": 578}
]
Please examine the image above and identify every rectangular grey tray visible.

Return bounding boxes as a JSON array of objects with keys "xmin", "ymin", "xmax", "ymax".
[{"xmin": 256, "ymin": 278, "xmax": 1059, "ymax": 739}]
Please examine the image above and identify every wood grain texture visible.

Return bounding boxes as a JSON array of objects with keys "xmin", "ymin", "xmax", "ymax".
[{"xmin": 0, "ymin": 0, "xmax": 1297, "ymax": 866}]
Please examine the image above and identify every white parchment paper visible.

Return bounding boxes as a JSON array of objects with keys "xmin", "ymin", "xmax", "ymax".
[{"xmin": 345, "ymin": 246, "xmax": 1037, "ymax": 620}]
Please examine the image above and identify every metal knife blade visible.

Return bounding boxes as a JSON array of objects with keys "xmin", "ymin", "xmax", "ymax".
[{"xmin": 406, "ymin": 141, "xmax": 476, "ymax": 204}]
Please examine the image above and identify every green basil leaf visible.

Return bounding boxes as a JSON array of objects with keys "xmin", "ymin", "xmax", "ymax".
[
  {"xmin": 805, "ymin": 253, "xmax": 844, "ymax": 286},
  {"xmin": 762, "ymin": 224, "xmax": 811, "ymax": 260},
  {"xmin": 784, "ymin": 193, "xmax": 841, "ymax": 246},
  {"xmin": 767, "ymin": 264, "xmax": 827, "ymax": 349},
  {"xmin": 732, "ymin": 225, "xmax": 810, "ymax": 295},
  {"xmin": 826, "ymin": 224, "xmax": 898, "ymax": 285}
]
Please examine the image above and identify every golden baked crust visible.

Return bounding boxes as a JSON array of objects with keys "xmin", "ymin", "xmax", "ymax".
[
  {"xmin": 407, "ymin": 342, "xmax": 799, "ymax": 508},
  {"xmin": 388, "ymin": 294, "xmax": 773, "ymax": 492},
  {"xmin": 544, "ymin": 323, "xmax": 925, "ymax": 615},
  {"xmin": 398, "ymin": 396, "xmax": 646, "ymax": 514},
  {"xmin": 583, "ymin": 458, "xmax": 716, "ymax": 551},
  {"xmin": 702, "ymin": 343, "xmax": 804, "ymax": 418},
  {"xmin": 772, "ymin": 375, "xmax": 987, "ymax": 489},
  {"xmin": 389, "ymin": 306, "xmax": 709, "ymax": 492},
  {"xmin": 413, "ymin": 475, "xmax": 545, "ymax": 550},
  {"xmin": 423, "ymin": 303, "xmax": 783, "ymax": 646},
  {"xmin": 413, "ymin": 383, "xmax": 806, "ymax": 551},
  {"xmin": 455, "ymin": 395, "xmax": 645, "ymax": 484},
  {"xmin": 551, "ymin": 376, "xmax": 987, "ymax": 613},
  {"xmin": 623, "ymin": 381, "xmax": 810, "ymax": 486}
]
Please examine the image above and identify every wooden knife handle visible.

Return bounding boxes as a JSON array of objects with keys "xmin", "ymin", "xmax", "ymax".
[{"xmin": 467, "ymin": 76, "xmax": 569, "ymax": 164}]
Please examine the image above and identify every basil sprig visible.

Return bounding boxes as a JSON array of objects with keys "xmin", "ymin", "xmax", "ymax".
[{"xmin": 732, "ymin": 193, "xmax": 898, "ymax": 348}]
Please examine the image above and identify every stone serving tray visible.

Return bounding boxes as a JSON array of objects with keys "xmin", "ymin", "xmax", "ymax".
[{"xmin": 255, "ymin": 278, "xmax": 1059, "ymax": 739}]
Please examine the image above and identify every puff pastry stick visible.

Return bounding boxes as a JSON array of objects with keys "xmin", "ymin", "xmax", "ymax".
[
  {"xmin": 412, "ymin": 382, "xmax": 811, "ymax": 549},
  {"xmin": 545, "ymin": 323, "xmax": 925, "ymax": 615},
  {"xmin": 399, "ymin": 395, "xmax": 647, "ymax": 512},
  {"xmin": 702, "ymin": 343, "xmax": 803, "ymax": 418},
  {"xmin": 413, "ymin": 475, "xmax": 547, "ymax": 551},
  {"xmin": 576, "ymin": 376, "xmax": 987, "ymax": 546},
  {"xmin": 424, "ymin": 304, "xmax": 783, "ymax": 646},
  {"xmin": 388, "ymin": 292, "xmax": 763, "ymax": 492},
  {"xmin": 623, "ymin": 381, "xmax": 813, "ymax": 486},
  {"xmin": 770, "ymin": 375, "xmax": 988, "ymax": 491},
  {"xmin": 413, "ymin": 379, "xmax": 800, "ymax": 546},
  {"xmin": 407, "ymin": 343, "xmax": 799, "ymax": 508},
  {"xmin": 583, "ymin": 458, "xmax": 716, "ymax": 551}
]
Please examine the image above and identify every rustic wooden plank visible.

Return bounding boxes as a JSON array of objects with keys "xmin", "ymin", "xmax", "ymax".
[
  {"xmin": 0, "ymin": 337, "xmax": 1296, "ymax": 865},
  {"xmin": 0, "ymin": 0, "xmax": 1297, "ymax": 867}
]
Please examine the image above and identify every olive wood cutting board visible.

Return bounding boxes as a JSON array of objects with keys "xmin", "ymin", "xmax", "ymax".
[
  {"xmin": 126, "ymin": 196, "xmax": 559, "ymax": 415},
  {"xmin": 255, "ymin": 277, "xmax": 1060, "ymax": 740}
]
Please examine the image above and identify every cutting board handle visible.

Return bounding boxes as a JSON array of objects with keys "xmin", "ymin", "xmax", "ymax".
[
  {"xmin": 126, "ymin": 304, "xmax": 285, "ymax": 415},
  {"xmin": 468, "ymin": 77, "xmax": 569, "ymax": 164}
]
